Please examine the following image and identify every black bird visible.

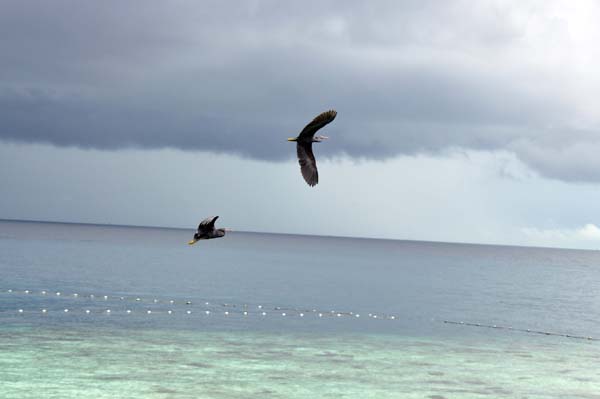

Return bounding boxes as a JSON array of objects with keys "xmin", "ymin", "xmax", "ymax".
[
  {"xmin": 188, "ymin": 216, "xmax": 229, "ymax": 245},
  {"xmin": 287, "ymin": 110, "xmax": 337, "ymax": 186}
]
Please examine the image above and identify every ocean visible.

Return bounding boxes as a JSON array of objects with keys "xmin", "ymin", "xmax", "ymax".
[{"xmin": 1, "ymin": 219, "xmax": 599, "ymax": 398}]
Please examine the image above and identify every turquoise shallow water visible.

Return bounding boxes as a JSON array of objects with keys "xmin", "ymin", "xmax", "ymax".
[
  {"xmin": 1, "ymin": 220, "xmax": 600, "ymax": 397},
  {"xmin": 2, "ymin": 325, "xmax": 599, "ymax": 398}
]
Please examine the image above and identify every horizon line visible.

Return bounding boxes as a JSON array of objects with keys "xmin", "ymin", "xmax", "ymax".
[{"xmin": 0, "ymin": 217, "xmax": 594, "ymax": 253}]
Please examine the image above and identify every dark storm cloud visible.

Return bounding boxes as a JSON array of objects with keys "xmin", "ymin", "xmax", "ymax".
[{"xmin": 0, "ymin": 1, "xmax": 597, "ymax": 180}]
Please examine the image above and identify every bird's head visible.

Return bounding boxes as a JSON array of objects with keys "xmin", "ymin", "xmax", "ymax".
[
  {"xmin": 287, "ymin": 137, "xmax": 298, "ymax": 142},
  {"xmin": 188, "ymin": 233, "xmax": 201, "ymax": 245},
  {"xmin": 313, "ymin": 135, "xmax": 329, "ymax": 142}
]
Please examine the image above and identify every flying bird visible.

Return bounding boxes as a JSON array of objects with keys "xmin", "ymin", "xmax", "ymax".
[
  {"xmin": 188, "ymin": 216, "xmax": 229, "ymax": 245},
  {"xmin": 287, "ymin": 110, "xmax": 337, "ymax": 186}
]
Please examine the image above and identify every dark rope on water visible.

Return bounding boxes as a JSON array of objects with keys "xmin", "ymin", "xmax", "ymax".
[{"xmin": 443, "ymin": 320, "xmax": 598, "ymax": 341}]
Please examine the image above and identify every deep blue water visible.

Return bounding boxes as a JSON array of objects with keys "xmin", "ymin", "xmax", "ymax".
[{"xmin": 1, "ymin": 219, "xmax": 599, "ymax": 338}]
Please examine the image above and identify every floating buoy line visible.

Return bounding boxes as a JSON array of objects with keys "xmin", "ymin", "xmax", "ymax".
[
  {"xmin": 0, "ymin": 288, "xmax": 397, "ymax": 320},
  {"xmin": 443, "ymin": 320, "xmax": 598, "ymax": 341},
  {"xmin": 3, "ymin": 289, "xmax": 596, "ymax": 341}
]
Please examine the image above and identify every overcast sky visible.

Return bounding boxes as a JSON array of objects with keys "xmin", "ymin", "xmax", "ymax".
[{"xmin": 2, "ymin": 1, "xmax": 600, "ymax": 249}]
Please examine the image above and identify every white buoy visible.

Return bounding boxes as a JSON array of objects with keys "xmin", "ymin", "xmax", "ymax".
[
  {"xmin": 42, "ymin": 309, "xmax": 47, "ymax": 313},
  {"xmin": 373, "ymin": 315, "xmax": 378, "ymax": 319},
  {"xmin": 56, "ymin": 292, "xmax": 61, "ymax": 296},
  {"xmin": 41, "ymin": 290, "xmax": 47, "ymax": 295},
  {"xmin": 126, "ymin": 310, "xmax": 132, "ymax": 314},
  {"xmin": 205, "ymin": 302, "xmax": 209, "ymax": 305},
  {"xmin": 153, "ymin": 299, "xmax": 158, "ymax": 303},
  {"xmin": 186, "ymin": 310, "xmax": 191, "ymax": 314},
  {"xmin": 73, "ymin": 293, "xmax": 78, "ymax": 297},
  {"xmin": 390, "ymin": 316, "xmax": 396, "ymax": 320},
  {"xmin": 120, "ymin": 297, "xmax": 125, "ymax": 300},
  {"xmin": 103, "ymin": 295, "xmax": 108, "ymax": 300},
  {"xmin": 300, "ymin": 313, "xmax": 304, "ymax": 317},
  {"xmin": 136, "ymin": 298, "xmax": 141, "ymax": 301},
  {"xmin": 224, "ymin": 311, "xmax": 229, "ymax": 316},
  {"xmin": 355, "ymin": 314, "xmax": 360, "ymax": 318},
  {"xmin": 167, "ymin": 310, "xmax": 172, "ymax": 314},
  {"xmin": 106, "ymin": 309, "xmax": 111, "ymax": 314},
  {"xmin": 261, "ymin": 312, "xmax": 267, "ymax": 316},
  {"xmin": 169, "ymin": 300, "xmax": 174, "ymax": 304},
  {"xmin": 64, "ymin": 309, "xmax": 69, "ymax": 313},
  {"xmin": 318, "ymin": 313, "xmax": 323, "ymax": 317},
  {"xmin": 243, "ymin": 311, "xmax": 248, "ymax": 316},
  {"xmin": 90, "ymin": 294, "xmax": 95, "ymax": 299},
  {"xmin": 147, "ymin": 310, "xmax": 152, "ymax": 314},
  {"xmin": 205, "ymin": 310, "xmax": 210, "ymax": 315},
  {"xmin": 282, "ymin": 313, "xmax": 286, "ymax": 316},
  {"xmin": 18, "ymin": 309, "xmax": 23, "ymax": 313},
  {"xmin": 258, "ymin": 305, "xmax": 262, "ymax": 309},
  {"xmin": 336, "ymin": 313, "xmax": 341, "ymax": 317},
  {"xmin": 24, "ymin": 290, "xmax": 30, "ymax": 294},
  {"xmin": 85, "ymin": 309, "xmax": 91, "ymax": 314},
  {"xmin": 8, "ymin": 289, "xmax": 12, "ymax": 293}
]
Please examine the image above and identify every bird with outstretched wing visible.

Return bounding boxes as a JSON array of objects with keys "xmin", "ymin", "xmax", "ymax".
[{"xmin": 287, "ymin": 110, "xmax": 337, "ymax": 187}]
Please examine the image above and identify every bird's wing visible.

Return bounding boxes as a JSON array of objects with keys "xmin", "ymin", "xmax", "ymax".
[
  {"xmin": 298, "ymin": 110, "xmax": 337, "ymax": 140},
  {"xmin": 198, "ymin": 216, "xmax": 219, "ymax": 233},
  {"xmin": 297, "ymin": 142, "xmax": 318, "ymax": 186}
]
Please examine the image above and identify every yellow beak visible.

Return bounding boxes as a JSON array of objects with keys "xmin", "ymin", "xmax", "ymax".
[
  {"xmin": 188, "ymin": 239, "xmax": 198, "ymax": 245},
  {"xmin": 287, "ymin": 137, "xmax": 297, "ymax": 141}
]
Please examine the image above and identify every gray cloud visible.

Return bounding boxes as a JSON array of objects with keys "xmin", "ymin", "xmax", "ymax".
[{"xmin": 1, "ymin": 1, "xmax": 598, "ymax": 180}]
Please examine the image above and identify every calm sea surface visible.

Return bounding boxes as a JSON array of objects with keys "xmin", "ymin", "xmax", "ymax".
[{"xmin": 1, "ymin": 220, "xmax": 599, "ymax": 398}]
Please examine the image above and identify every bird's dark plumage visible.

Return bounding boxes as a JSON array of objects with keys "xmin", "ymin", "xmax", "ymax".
[
  {"xmin": 298, "ymin": 110, "xmax": 337, "ymax": 140},
  {"xmin": 290, "ymin": 110, "xmax": 337, "ymax": 187},
  {"xmin": 198, "ymin": 216, "xmax": 219, "ymax": 233},
  {"xmin": 189, "ymin": 216, "xmax": 227, "ymax": 245},
  {"xmin": 297, "ymin": 142, "xmax": 318, "ymax": 186}
]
